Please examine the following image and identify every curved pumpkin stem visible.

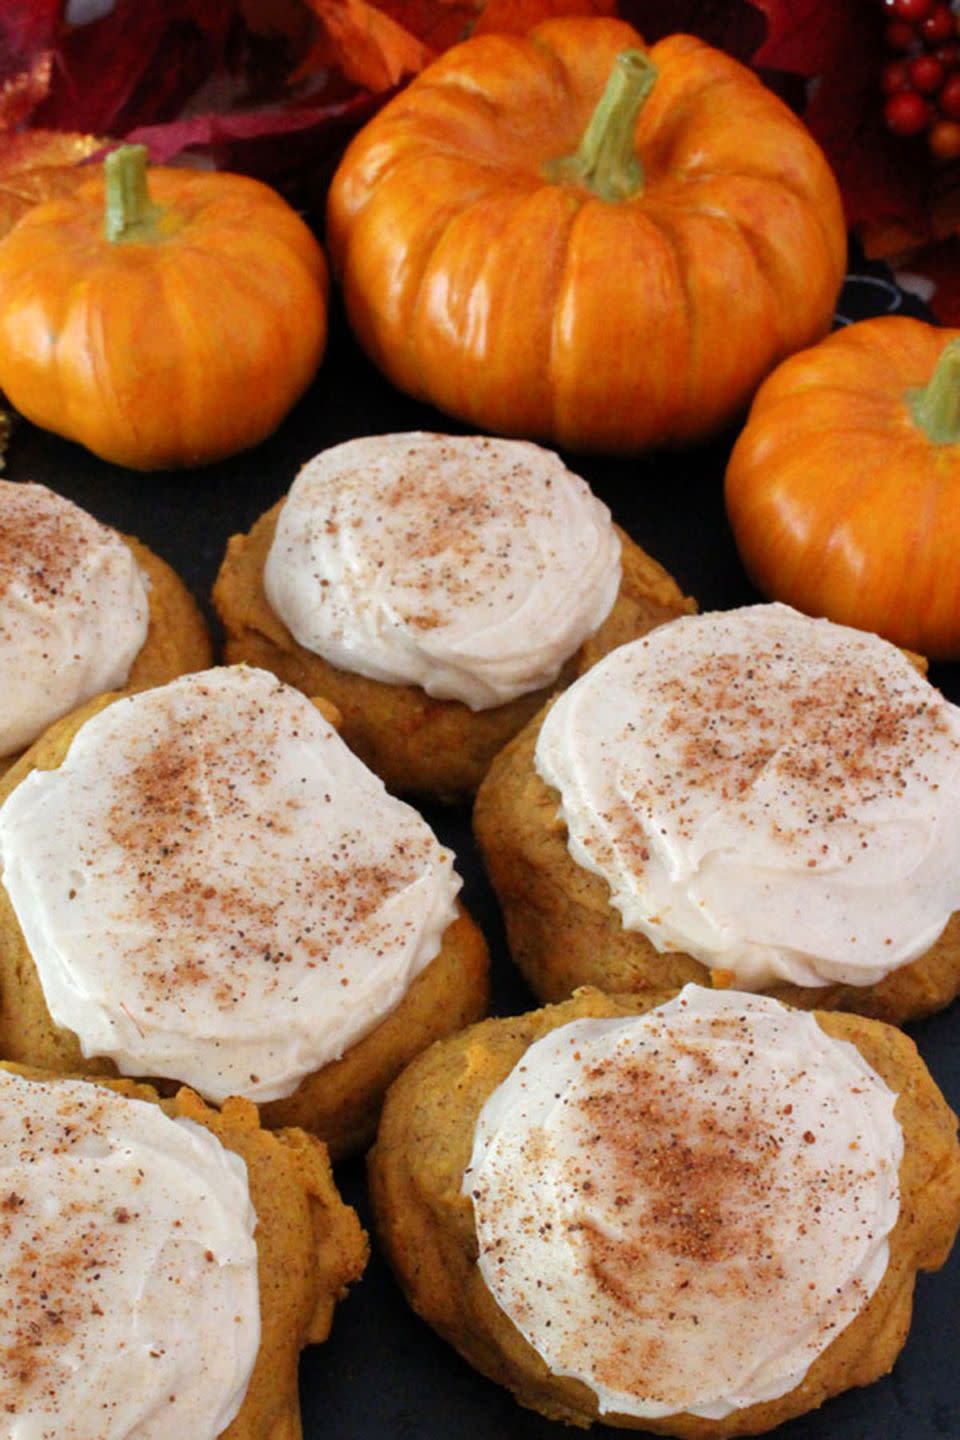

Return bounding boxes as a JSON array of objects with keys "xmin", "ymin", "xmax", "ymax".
[
  {"xmin": 104, "ymin": 144, "xmax": 162, "ymax": 243},
  {"xmin": 543, "ymin": 49, "xmax": 656, "ymax": 202},
  {"xmin": 909, "ymin": 337, "xmax": 960, "ymax": 445}
]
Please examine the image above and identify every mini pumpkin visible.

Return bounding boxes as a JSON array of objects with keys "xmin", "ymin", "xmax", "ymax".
[
  {"xmin": 327, "ymin": 16, "xmax": 847, "ymax": 452},
  {"xmin": 0, "ymin": 145, "xmax": 328, "ymax": 470},
  {"xmin": 725, "ymin": 316, "xmax": 960, "ymax": 659}
]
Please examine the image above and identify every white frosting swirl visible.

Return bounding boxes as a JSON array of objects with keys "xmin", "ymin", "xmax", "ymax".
[
  {"xmin": 0, "ymin": 667, "xmax": 461, "ymax": 1102},
  {"xmin": 535, "ymin": 604, "xmax": 960, "ymax": 990},
  {"xmin": 0, "ymin": 482, "xmax": 150, "ymax": 757},
  {"xmin": 263, "ymin": 433, "xmax": 621, "ymax": 710},
  {"xmin": 465, "ymin": 986, "xmax": 902, "ymax": 1420},
  {"xmin": 0, "ymin": 1069, "xmax": 259, "ymax": 1440}
]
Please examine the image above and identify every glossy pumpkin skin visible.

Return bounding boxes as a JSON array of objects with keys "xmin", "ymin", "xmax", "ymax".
[
  {"xmin": 725, "ymin": 317, "xmax": 960, "ymax": 659},
  {"xmin": 327, "ymin": 17, "xmax": 847, "ymax": 452},
  {"xmin": 0, "ymin": 164, "xmax": 329, "ymax": 470}
]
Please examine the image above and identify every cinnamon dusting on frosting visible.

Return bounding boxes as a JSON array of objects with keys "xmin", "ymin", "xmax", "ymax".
[
  {"xmin": 535, "ymin": 605, "xmax": 960, "ymax": 990},
  {"xmin": 0, "ymin": 1071, "xmax": 260, "ymax": 1437},
  {"xmin": 264, "ymin": 432, "xmax": 621, "ymax": 710},
  {"xmin": 0, "ymin": 482, "xmax": 149, "ymax": 758},
  {"xmin": 0, "ymin": 667, "xmax": 460, "ymax": 1102},
  {"xmin": 466, "ymin": 988, "xmax": 902, "ymax": 1420}
]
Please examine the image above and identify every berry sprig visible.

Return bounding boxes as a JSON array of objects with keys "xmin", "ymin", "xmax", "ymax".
[{"xmin": 881, "ymin": 0, "xmax": 960, "ymax": 160}]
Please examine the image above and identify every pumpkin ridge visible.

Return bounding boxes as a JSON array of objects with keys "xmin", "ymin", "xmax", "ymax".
[
  {"xmin": 637, "ymin": 207, "xmax": 698, "ymax": 435},
  {"xmin": 171, "ymin": 231, "xmax": 321, "ymax": 314},
  {"xmin": 677, "ymin": 199, "xmax": 789, "ymax": 351},
  {"xmin": 74, "ymin": 270, "xmax": 139, "ymax": 457},
  {"xmin": 158, "ymin": 249, "xmax": 300, "ymax": 460},
  {"xmin": 405, "ymin": 199, "xmax": 489, "ymax": 396},
  {"xmin": 548, "ymin": 198, "xmax": 689, "ymax": 446},
  {"xmin": 170, "ymin": 240, "xmax": 291, "ymax": 372},
  {"xmin": 539, "ymin": 190, "xmax": 592, "ymax": 439},
  {"xmin": 410, "ymin": 185, "xmax": 571, "ymax": 406}
]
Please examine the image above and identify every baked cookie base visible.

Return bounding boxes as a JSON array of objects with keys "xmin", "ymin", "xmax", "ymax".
[
  {"xmin": 0, "ymin": 695, "xmax": 490, "ymax": 1159},
  {"xmin": 473, "ymin": 711, "xmax": 960, "ymax": 1026},
  {"xmin": 213, "ymin": 503, "xmax": 695, "ymax": 801},
  {"xmin": 369, "ymin": 989, "xmax": 960, "ymax": 1435},
  {"xmin": 0, "ymin": 529, "xmax": 211, "ymax": 777},
  {"xmin": 1, "ymin": 1063, "xmax": 367, "ymax": 1440}
]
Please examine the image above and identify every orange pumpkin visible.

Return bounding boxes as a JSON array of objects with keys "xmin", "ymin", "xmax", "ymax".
[
  {"xmin": 326, "ymin": 16, "xmax": 847, "ymax": 452},
  {"xmin": 725, "ymin": 316, "xmax": 960, "ymax": 658},
  {"xmin": 0, "ymin": 145, "xmax": 328, "ymax": 470}
]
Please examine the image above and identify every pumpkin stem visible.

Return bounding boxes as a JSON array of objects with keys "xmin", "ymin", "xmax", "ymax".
[
  {"xmin": 909, "ymin": 337, "xmax": 960, "ymax": 445},
  {"xmin": 543, "ymin": 49, "xmax": 655, "ymax": 202},
  {"xmin": 104, "ymin": 144, "xmax": 162, "ymax": 243}
]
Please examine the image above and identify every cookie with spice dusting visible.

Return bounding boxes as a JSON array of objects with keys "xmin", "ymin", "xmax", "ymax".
[
  {"xmin": 474, "ymin": 604, "xmax": 960, "ymax": 1024},
  {"xmin": 212, "ymin": 433, "xmax": 694, "ymax": 800},
  {"xmin": 0, "ymin": 666, "xmax": 488, "ymax": 1158},
  {"xmin": 0, "ymin": 1062, "xmax": 366, "ymax": 1440},
  {"xmin": 369, "ymin": 985, "xmax": 960, "ymax": 1434},
  {"xmin": 0, "ymin": 481, "xmax": 210, "ymax": 776}
]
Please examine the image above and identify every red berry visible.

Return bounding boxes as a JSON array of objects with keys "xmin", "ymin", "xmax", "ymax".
[
  {"xmin": 885, "ymin": 89, "xmax": 932, "ymax": 133},
  {"xmin": 940, "ymin": 71, "xmax": 960, "ymax": 118},
  {"xmin": 885, "ymin": 19, "xmax": 917, "ymax": 49},
  {"xmin": 909, "ymin": 54, "xmax": 945, "ymax": 92},
  {"xmin": 933, "ymin": 42, "xmax": 960, "ymax": 68},
  {"xmin": 920, "ymin": 4, "xmax": 954, "ymax": 42},
  {"xmin": 883, "ymin": 59, "xmax": 912, "ymax": 93},
  {"xmin": 892, "ymin": 0, "xmax": 931, "ymax": 17},
  {"xmin": 928, "ymin": 118, "xmax": 960, "ymax": 159}
]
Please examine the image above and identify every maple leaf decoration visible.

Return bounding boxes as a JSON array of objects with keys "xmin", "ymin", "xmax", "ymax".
[
  {"xmin": 0, "ymin": 130, "xmax": 105, "ymax": 237},
  {"xmin": 294, "ymin": 0, "xmax": 433, "ymax": 92}
]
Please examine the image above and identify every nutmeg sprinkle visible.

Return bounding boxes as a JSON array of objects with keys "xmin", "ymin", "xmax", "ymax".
[
  {"xmin": 466, "ymin": 987, "xmax": 902, "ymax": 1420},
  {"xmin": 263, "ymin": 432, "xmax": 621, "ymax": 711},
  {"xmin": 535, "ymin": 604, "xmax": 960, "ymax": 991},
  {"xmin": 0, "ymin": 1071, "xmax": 260, "ymax": 1438},
  {"xmin": 0, "ymin": 481, "xmax": 149, "ymax": 759},
  {"xmin": 0, "ymin": 666, "xmax": 461, "ymax": 1103}
]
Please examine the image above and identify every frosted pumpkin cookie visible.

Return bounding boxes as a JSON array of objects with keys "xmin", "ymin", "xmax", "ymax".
[
  {"xmin": 474, "ymin": 603, "xmax": 960, "ymax": 1024},
  {"xmin": 0, "ymin": 1063, "xmax": 366, "ymax": 1439},
  {"xmin": 0, "ymin": 666, "xmax": 488, "ymax": 1156},
  {"xmin": 213, "ymin": 432, "xmax": 693, "ymax": 799},
  {"xmin": 370, "ymin": 985, "xmax": 960, "ymax": 1434},
  {"xmin": 0, "ymin": 480, "xmax": 210, "ymax": 772}
]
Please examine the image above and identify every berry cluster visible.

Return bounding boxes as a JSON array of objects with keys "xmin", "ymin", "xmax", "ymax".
[{"xmin": 882, "ymin": 0, "xmax": 960, "ymax": 159}]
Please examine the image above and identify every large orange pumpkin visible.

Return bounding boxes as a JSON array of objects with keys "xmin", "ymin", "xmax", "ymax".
[
  {"xmin": 0, "ymin": 145, "xmax": 328, "ymax": 470},
  {"xmin": 327, "ymin": 17, "xmax": 847, "ymax": 452},
  {"xmin": 725, "ymin": 316, "xmax": 960, "ymax": 658}
]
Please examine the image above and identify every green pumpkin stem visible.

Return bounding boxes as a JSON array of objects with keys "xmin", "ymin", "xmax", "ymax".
[
  {"xmin": 543, "ymin": 49, "xmax": 655, "ymax": 202},
  {"xmin": 909, "ymin": 337, "xmax": 960, "ymax": 445},
  {"xmin": 104, "ymin": 144, "xmax": 162, "ymax": 243}
]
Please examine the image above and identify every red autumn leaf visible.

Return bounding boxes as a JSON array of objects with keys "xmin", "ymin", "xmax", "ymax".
[
  {"xmin": 360, "ymin": 1, "xmax": 481, "ymax": 53},
  {"xmin": 30, "ymin": 0, "xmax": 236, "ymax": 135},
  {"xmin": 0, "ymin": 130, "xmax": 105, "ymax": 239},
  {"xmin": 617, "ymin": 0, "xmax": 764, "ymax": 61},
  {"xmin": 0, "ymin": 0, "xmax": 61, "ymax": 127},
  {"xmin": 749, "ymin": 0, "xmax": 850, "ymax": 75},
  {"xmin": 124, "ymin": 91, "xmax": 376, "ymax": 166},
  {"xmin": 473, "ymin": 0, "xmax": 617, "ymax": 35},
  {"xmin": 296, "ymin": 0, "xmax": 434, "ymax": 92}
]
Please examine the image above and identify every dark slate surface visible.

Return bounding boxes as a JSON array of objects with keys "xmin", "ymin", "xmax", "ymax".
[{"xmin": 5, "ymin": 262, "xmax": 957, "ymax": 1440}]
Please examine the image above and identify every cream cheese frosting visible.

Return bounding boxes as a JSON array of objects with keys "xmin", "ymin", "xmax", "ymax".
[
  {"xmin": 464, "ymin": 986, "xmax": 903, "ymax": 1420},
  {"xmin": 534, "ymin": 603, "xmax": 960, "ymax": 990},
  {"xmin": 263, "ymin": 432, "xmax": 622, "ymax": 710},
  {"xmin": 0, "ymin": 666, "xmax": 461, "ymax": 1102},
  {"xmin": 0, "ymin": 482, "xmax": 150, "ymax": 757},
  {"xmin": 0, "ymin": 1069, "xmax": 259, "ymax": 1439}
]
